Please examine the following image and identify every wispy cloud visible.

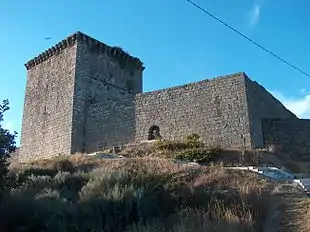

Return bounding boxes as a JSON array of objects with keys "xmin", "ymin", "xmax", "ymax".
[
  {"xmin": 271, "ymin": 91, "xmax": 310, "ymax": 119},
  {"xmin": 248, "ymin": 3, "xmax": 261, "ymax": 26}
]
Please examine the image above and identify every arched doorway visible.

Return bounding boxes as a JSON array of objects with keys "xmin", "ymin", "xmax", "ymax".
[{"xmin": 148, "ymin": 125, "xmax": 161, "ymax": 140}]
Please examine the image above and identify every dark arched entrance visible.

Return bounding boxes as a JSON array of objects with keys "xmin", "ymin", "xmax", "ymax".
[{"xmin": 148, "ymin": 125, "xmax": 161, "ymax": 140}]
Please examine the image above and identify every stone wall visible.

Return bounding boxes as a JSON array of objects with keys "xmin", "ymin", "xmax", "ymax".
[
  {"xmin": 244, "ymin": 76, "xmax": 297, "ymax": 148},
  {"xmin": 262, "ymin": 118, "xmax": 310, "ymax": 160},
  {"xmin": 19, "ymin": 44, "xmax": 77, "ymax": 161},
  {"xmin": 84, "ymin": 94, "xmax": 135, "ymax": 153},
  {"xmin": 134, "ymin": 73, "xmax": 252, "ymax": 149},
  {"xmin": 71, "ymin": 39, "xmax": 142, "ymax": 154}
]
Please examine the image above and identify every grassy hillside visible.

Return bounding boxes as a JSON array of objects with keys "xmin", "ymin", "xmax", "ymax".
[
  {"xmin": 0, "ymin": 153, "xmax": 308, "ymax": 232},
  {"xmin": 1, "ymin": 135, "xmax": 310, "ymax": 231}
]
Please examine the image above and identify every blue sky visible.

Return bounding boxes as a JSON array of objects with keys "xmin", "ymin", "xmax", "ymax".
[{"xmin": 1, "ymin": 0, "xmax": 310, "ymax": 146}]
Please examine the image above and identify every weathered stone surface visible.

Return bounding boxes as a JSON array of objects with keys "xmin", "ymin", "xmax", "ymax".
[
  {"xmin": 262, "ymin": 118, "xmax": 310, "ymax": 159},
  {"xmin": 71, "ymin": 40, "xmax": 139, "ymax": 154},
  {"xmin": 18, "ymin": 31, "xmax": 310, "ymax": 162},
  {"xmin": 19, "ymin": 44, "xmax": 78, "ymax": 161},
  {"xmin": 244, "ymin": 77, "xmax": 297, "ymax": 148},
  {"xmin": 135, "ymin": 73, "xmax": 252, "ymax": 149}
]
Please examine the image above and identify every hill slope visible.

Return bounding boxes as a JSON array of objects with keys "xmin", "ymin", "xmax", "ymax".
[{"xmin": 2, "ymin": 151, "xmax": 310, "ymax": 232}]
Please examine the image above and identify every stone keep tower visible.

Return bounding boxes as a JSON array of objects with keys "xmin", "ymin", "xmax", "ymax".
[{"xmin": 20, "ymin": 32, "xmax": 144, "ymax": 161}]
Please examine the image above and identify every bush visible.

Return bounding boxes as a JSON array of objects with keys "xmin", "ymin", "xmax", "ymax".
[
  {"xmin": 0, "ymin": 99, "xmax": 17, "ymax": 199},
  {"xmin": 0, "ymin": 154, "xmax": 9, "ymax": 192},
  {"xmin": 153, "ymin": 140, "xmax": 186, "ymax": 151},
  {"xmin": 52, "ymin": 158, "xmax": 75, "ymax": 173},
  {"xmin": 183, "ymin": 133, "xmax": 204, "ymax": 149},
  {"xmin": 0, "ymin": 99, "xmax": 17, "ymax": 155},
  {"xmin": 153, "ymin": 133, "xmax": 205, "ymax": 151},
  {"xmin": 153, "ymin": 134, "xmax": 219, "ymax": 163},
  {"xmin": 175, "ymin": 146, "xmax": 220, "ymax": 163}
]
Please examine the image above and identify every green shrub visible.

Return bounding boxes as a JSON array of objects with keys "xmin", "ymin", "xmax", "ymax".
[
  {"xmin": 0, "ymin": 154, "xmax": 9, "ymax": 196},
  {"xmin": 175, "ymin": 146, "xmax": 220, "ymax": 163},
  {"xmin": 0, "ymin": 99, "xmax": 17, "ymax": 199},
  {"xmin": 183, "ymin": 133, "xmax": 204, "ymax": 149},
  {"xmin": 153, "ymin": 133, "xmax": 205, "ymax": 151},
  {"xmin": 153, "ymin": 139, "xmax": 186, "ymax": 151}
]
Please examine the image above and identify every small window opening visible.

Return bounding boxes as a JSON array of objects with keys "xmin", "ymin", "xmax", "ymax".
[{"xmin": 148, "ymin": 125, "xmax": 162, "ymax": 140}]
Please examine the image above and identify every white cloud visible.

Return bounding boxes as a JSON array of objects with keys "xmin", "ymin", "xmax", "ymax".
[
  {"xmin": 271, "ymin": 91, "xmax": 310, "ymax": 119},
  {"xmin": 248, "ymin": 3, "xmax": 261, "ymax": 26}
]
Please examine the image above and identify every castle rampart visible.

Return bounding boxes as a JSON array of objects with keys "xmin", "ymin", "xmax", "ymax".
[
  {"xmin": 135, "ymin": 73, "xmax": 252, "ymax": 149},
  {"xmin": 25, "ymin": 32, "xmax": 144, "ymax": 72}
]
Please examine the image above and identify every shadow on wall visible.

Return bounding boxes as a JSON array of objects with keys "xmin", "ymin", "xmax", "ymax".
[
  {"xmin": 83, "ymin": 91, "xmax": 137, "ymax": 153},
  {"xmin": 262, "ymin": 118, "xmax": 310, "ymax": 160}
]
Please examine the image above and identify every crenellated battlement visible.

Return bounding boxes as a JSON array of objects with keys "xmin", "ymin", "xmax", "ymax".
[{"xmin": 24, "ymin": 31, "xmax": 145, "ymax": 71}]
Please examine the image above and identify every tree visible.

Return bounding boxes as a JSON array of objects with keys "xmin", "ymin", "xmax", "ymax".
[
  {"xmin": 0, "ymin": 99, "xmax": 17, "ymax": 195},
  {"xmin": 0, "ymin": 99, "xmax": 17, "ymax": 155}
]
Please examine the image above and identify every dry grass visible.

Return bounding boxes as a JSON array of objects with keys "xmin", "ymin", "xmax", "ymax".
[
  {"xmin": 1, "ymin": 154, "xmax": 284, "ymax": 232},
  {"xmin": 4, "ymin": 140, "xmax": 310, "ymax": 231}
]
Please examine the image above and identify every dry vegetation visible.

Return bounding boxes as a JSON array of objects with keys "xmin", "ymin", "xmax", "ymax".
[
  {"xmin": 1, "ymin": 135, "xmax": 310, "ymax": 231},
  {"xmin": 0, "ymin": 155, "xmax": 307, "ymax": 231},
  {"xmin": 3, "ymin": 156, "xmax": 269, "ymax": 231}
]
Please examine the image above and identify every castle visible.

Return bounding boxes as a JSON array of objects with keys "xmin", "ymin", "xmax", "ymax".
[{"xmin": 19, "ymin": 31, "xmax": 310, "ymax": 162}]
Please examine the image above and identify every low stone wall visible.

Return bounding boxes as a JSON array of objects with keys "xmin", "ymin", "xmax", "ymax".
[{"xmin": 262, "ymin": 118, "xmax": 310, "ymax": 160}]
